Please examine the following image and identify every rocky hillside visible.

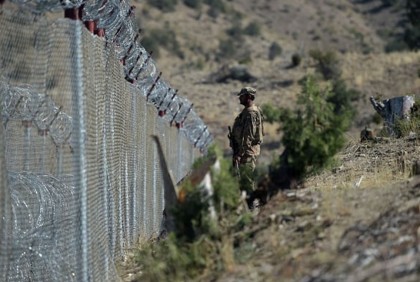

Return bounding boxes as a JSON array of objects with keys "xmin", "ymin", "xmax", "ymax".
[{"xmin": 133, "ymin": 0, "xmax": 420, "ymax": 164}]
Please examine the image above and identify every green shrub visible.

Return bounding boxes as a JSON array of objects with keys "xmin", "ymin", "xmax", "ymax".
[
  {"xmin": 142, "ymin": 26, "xmax": 184, "ymax": 59},
  {"xmin": 268, "ymin": 42, "xmax": 282, "ymax": 60},
  {"xmin": 226, "ymin": 22, "xmax": 244, "ymax": 41},
  {"xmin": 132, "ymin": 145, "xmax": 246, "ymax": 281},
  {"xmin": 291, "ymin": 53, "xmax": 302, "ymax": 67},
  {"xmin": 183, "ymin": 0, "xmax": 202, "ymax": 9},
  {"xmin": 394, "ymin": 118, "xmax": 419, "ymax": 137},
  {"xmin": 372, "ymin": 112, "xmax": 383, "ymax": 125},
  {"xmin": 147, "ymin": 0, "xmax": 178, "ymax": 12},
  {"xmin": 243, "ymin": 21, "xmax": 261, "ymax": 36},
  {"xmin": 134, "ymin": 233, "xmax": 218, "ymax": 281},
  {"xmin": 217, "ymin": 38, "xmax": 236, "ymax": 59},
  {"xmin": 309, "ymin": 49, "xmax": 341, "ymax": 80},
  {"xmin": 404, "ymin": 0, "xmax": 420, "ymax": 50},
  {"xmin": 278, "ymin": 75, "xmax": 349, "ymax": 178},
  {"xmin": 394, "ymin": 97, "xmax": 420, "ymax": 137},
  {"xmin": 140, "ymin": 36, "xmax": 161, "ymax": 58},
  {"xmin": 205, "ymin": 0, "xmax": 226, "ymax": 18},
  {"xmin": 404, "ymin": 25, "xmax": 420, "ymax": 51},
  {"xmin": 385, "ymin": 39, "xmax": 408, "ymax": 53},
  {"xmin": 261, "ymin": 103, "xmax": 282, "ymax": 123},
  {"xmin": 328, "ymin": 79, "xmax": 360, "ymax": 119},
  {"xmin": 381, "ymin": 0, "xmax": 399, "ymax": 7}
]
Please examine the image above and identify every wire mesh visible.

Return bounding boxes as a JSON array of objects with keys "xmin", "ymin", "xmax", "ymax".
[{"xmin": 0, "ymin": 2, "xmax": 204, "ymax": 281}]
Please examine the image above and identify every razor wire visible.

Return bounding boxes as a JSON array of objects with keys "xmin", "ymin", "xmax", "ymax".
[{"xmin": 9, "ymin": 0, "xmax": 214, "ymax": 152}]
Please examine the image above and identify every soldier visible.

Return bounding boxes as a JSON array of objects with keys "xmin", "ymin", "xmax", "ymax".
[{"xmin": 228, "ymin": 86, "xmax": 264, "ymax": 209}]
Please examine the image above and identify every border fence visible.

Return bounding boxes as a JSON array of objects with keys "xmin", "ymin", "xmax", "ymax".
[{"xmin": 0, "ymin": 1, "xmax": 212, "ymax": 281}]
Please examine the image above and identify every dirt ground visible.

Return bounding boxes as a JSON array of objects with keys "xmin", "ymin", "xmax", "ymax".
[
  {"xmin": 213, "ymin": 137, "xmax": 420, "ymax": 282},
  {"xmin": 118, "ymin": 136, "xmax": 420, "ymax": 282}
]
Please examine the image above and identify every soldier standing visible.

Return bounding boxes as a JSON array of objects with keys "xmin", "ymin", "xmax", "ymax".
[{"xmin": 228, "ymin": 87, "xmax": 264, "ymax": 209}]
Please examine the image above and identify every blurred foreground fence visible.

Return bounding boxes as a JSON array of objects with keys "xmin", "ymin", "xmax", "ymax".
[{"xmin": 0, "ymin": 1, "xmax": 211, "ymax": 281}]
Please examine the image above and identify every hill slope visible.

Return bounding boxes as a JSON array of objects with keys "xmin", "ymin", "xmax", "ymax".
[
  {"xmin": 120, "ymin": 1, "xmax": 420, "ymax": 280},
  {"xmin": 134, "ymin": 0, "xmax": 420, "ymax": 163}
]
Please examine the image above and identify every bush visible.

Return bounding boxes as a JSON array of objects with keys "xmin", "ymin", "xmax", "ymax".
[
  {"xmin": 147, "ymin": 0, "xmax": 178, "ymax": 12},
  {"xmin": 261, "ymin": 103, "xmax": 282, "ymax": 123},
  {"xmin": 243, "ymin": 21, "xmax": 261, "ymax": 36},
  {"xmin": 205, "ymin": 0, "xmax": 225, "ymax": 18},
  {"xmin": 183, "ymin": 0, "xmax": 202, "ymax": 9},
  {"xmin": 268, "ymin": 42, "xmax": 282, "ymax": 60},
  {"xmin": 394, "ymin": 117, "xmax": 420, "ymax": 137},
  {"xmin": 385, "ymin": 39, "xmax": 409, "ymax": 53},
  {"xmin": 403, "ymin": 0, "xmax": 420, "ymax": 50},
  {"xmin": 278, "ymin": 76, "xmax": 349, "ymax": 178},
  {"xmin": 328, "ymin": 79, "xmax": 360, "ymax": 118},
  {"xmin": 309, "ymin": 49, "xmax": 341, "ymax": 80},
  {"xmin": 394, "ymin": 97, "xmax": 420, "ymax": 137},
  {"xmin": 404, "ymin": 25, "xmax": 420, "ymax": 51},
  {"xmin": 142, "ymin": 26, "xmax": 184, "ymax": 59},
  {"xmin": 226, "ymin": 22, "xmax": 243, "ymax": 41},
  {"xmin": 217, "ymin": 38, "xmax": 236, "ymax": 60},
  {"xmin": 141, "ymin": 36, "xmax": 161, "ymax": 58},
  {"xmin": 291, "ymin": 53, "xmax": 301, "ymax": 67},
  {"xmin": 132, "ymin": 145, "xmax": 247, "ymax": 281}
]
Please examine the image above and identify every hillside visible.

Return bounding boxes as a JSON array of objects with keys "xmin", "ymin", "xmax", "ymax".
[
  {"xmin": 119, "ymin": 133, "xmax": 420, "ymax": 282},
  {"xmin": 117, "ymin": 1, "xmax": 420, "ymax": 281},
  {"xmin": 133, "ymin": 0, "xmax": 420, "ymax": 164},
  {"xmin": 213, "ymin": 138, "xmax": 420, "ymax": 282}
]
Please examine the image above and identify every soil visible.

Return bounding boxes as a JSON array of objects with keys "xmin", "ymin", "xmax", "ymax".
[
  {"xmin": 118, "ymin": 137, "xmax": 420, "ymax": 282},
  {"xmin": 214, "ymin": 137, "xmax": 420, "ymax": 282}
]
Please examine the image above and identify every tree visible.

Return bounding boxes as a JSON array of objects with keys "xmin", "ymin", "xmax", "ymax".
[{"xmin": 269, "ymin": 76, "xmax": 350, "ymax": 188}]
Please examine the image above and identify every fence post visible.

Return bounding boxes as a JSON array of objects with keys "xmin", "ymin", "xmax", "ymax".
[
  {"xmin": 0, "ymin": 115, "xmax": 11, "ymax": 281},
  {"xmin": 71, "ymin": 21, "xmax": 89, "ymax": 282}
]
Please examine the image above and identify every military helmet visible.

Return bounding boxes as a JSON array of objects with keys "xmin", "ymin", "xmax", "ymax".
[{"xmin": 237, "ymin": 86, "xmax": 256, "ymax": 97}]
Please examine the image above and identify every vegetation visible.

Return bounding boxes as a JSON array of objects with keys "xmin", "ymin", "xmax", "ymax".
[
  {"xmin": 383, "ymin": 0, "xmax": 420, "ymax": 52},
  {"xmin": 136, "ymin": 76, "xmax": 360, "ymax": 281},
  {"xmin": 243, "ymin": 21, "xmax": 261, "ymax": 37},
  {"xmin": 141, "ymin": 24, "xmax": 184, "ymax": 59},
  {"xmin": 146, "ymin": 0, "xmax": 178, "ymax": 12},
  {"xmin": 328, "ymin": 79, "xmax": 360, "ymax": 118},
  {"xmin": 217, "ymin": 38, "xmax": 237, "ymax": 60},
  {"xmin": 226, "ymin": 20, "xmax": 261, "ymax": 40},
  {"xmin": 404, "ymin": 0, "xmax": 420, "ymax": 50},
  {"xmin": 309, "ymin": 49, "xmax": 341, "ymax": 80},
  {"xmin": 183, "ymin": 0, "xmax": 202, "ymax": 9},
  {"xmin": 218, "ymin": 18, "xmax": 262, "ymax": 61},
  {"xmin": 278, "ymin": 76, "xmax": 350, "ymax": 178},
  {"xmin": 133, "ymin": 145, "xmax": 253, "ymax": 281},
  {"xmin": 291, "ymin": 53, "xmax": 302, "ymax": 67},
  {"xmin": 205, "ymin": 0, "xmax": 226, "ymax": 18},
  {"xmin": 394, "ymin": 96, "xmax": 420, "ymax": 137},
  {"xmin": 268, "ymin": 42, "xmax": 282, "ymax": 60}
]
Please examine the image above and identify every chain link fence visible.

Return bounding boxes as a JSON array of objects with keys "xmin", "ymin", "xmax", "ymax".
[{"xmin": 0, "ymin": 2, "xmax": 207, "ymax": 281}]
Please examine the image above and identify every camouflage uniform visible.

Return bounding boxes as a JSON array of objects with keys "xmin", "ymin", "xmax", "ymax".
[{"xmin": 231, "ymin": 88, "xmax": 264, "ymax": 195}]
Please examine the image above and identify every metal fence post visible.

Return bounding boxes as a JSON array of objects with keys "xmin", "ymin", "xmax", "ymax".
[{"xmin": 71, "ymin": 21, "xmax": 89, "ymax": 282}]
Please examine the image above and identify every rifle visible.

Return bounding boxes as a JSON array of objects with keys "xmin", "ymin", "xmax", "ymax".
[{"xmin": 228, "ymin": 126, "xmax": 240, "ymax": 179}]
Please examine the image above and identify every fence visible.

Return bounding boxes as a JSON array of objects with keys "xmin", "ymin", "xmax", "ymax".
[{"xmin": 0, "ymin": 1, "xmax": 211, "ymax": 281}]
